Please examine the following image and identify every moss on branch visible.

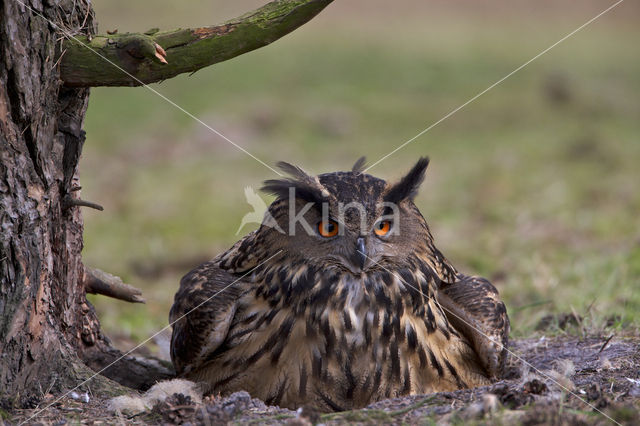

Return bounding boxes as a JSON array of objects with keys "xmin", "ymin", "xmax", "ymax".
[{"xmin": 60, "ymin": 0, "xmax": 334, "ymax": 87}]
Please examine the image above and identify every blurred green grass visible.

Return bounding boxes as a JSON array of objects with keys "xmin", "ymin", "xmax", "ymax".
[{"xmin": 83, "ymin": 1, "xmax": 639, "ymax": 342}]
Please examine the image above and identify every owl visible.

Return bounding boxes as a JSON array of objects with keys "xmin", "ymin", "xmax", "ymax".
[{"xmin": 169, "ymin": 157, "xmax": 509, "ymax": 411}]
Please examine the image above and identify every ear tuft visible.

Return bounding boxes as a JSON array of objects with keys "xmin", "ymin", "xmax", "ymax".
[
  {"xmin": 261, "ymin": 161, "xmax": 328, "ymax": 205},
  {"xmin": 275, "ymin": 161, "xmax": 311, "ymax": 181},
  {"xmin": 383, "ymin": 157, "xmax": 430, "ymax": 203},
  {"xmin": 351, "ymin": 157, "xmax": 367, "ymax": 173}
]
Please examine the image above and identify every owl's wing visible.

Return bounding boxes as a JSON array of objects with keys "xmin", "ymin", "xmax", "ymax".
[
  {"xmin": 436, "ymin": 274, "xmax": 509, "ymax": 379},
  {"xmin": 169, "ymin": 260, "xmax": 246, "ymax": 376}
]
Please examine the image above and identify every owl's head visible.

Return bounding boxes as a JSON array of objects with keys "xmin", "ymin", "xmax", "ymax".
[{"xmin": 258, "ymin": 157, "xmax": 457, "ymax": 282}]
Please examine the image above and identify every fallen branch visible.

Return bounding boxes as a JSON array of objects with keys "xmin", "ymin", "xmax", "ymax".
[
  {"xmin": 83, "ymin": 266, "xmax": 145, "ymax": 304},
  {"xmin": 60, "ymin": 0, "xmax": 334, "ymax": 87},
  {"xmin": 82, "ymin": 343, "xmax": 175, "ymax": 391}
]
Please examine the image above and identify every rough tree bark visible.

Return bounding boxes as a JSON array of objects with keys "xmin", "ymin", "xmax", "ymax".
[
  {"xmin": 0, "ymin": 0, "xmax": 100, "ymax": 406},
  {"xmin": 0, "ymin": 0, "xmax": 332, "ymax": 408}
]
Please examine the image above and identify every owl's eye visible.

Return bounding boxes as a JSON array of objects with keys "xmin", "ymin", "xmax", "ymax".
[
  {"xmin": 374, "ymin": 220, "xmax": 392, "ymax": 237},
  {"xmin": 317, "ymin": 220, "xmax": 339, "ymax": 238}
]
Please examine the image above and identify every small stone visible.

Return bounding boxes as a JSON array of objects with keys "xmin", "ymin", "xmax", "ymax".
[
  {"xmin": 482, "ymin": 393, "xmax": 499, "ymax": 414},
  {"xmin": 69, "ymin": 391, "xmax": 89, "ymax": 403}
]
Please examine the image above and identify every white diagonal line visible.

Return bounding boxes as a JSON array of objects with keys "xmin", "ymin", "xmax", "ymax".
[
  {"xmin": 364, "ymin": 0, "xmax": 625, "ymax": 173},
  {"xmin": 356, "ymin": 249, "xmax": 621, "ymax": 425},
  {"xmin": 14, "ymin": 0, "xmax": 283, "ymax": 177},
  {"xmin": 21, "ymin": 250, "xmax": 283, "ymax": 425}
]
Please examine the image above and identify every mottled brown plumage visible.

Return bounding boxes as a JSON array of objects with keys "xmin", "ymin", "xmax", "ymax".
[{"xmin": 170, "ymin": 157, "xmax": 509, "ymax": 411}]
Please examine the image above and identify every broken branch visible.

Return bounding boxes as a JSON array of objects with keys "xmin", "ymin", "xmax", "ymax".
[
  {"xmin": 83, "ymin": 266, "xmax": 146, "ymax": 304},
  {"xmin": 62, "ymin": 194, "xmax": 104, "ymax": 211}
]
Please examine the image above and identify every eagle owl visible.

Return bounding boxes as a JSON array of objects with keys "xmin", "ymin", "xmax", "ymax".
[{"xmin": 169, "ymin": 157, "xmax": 509, "ymax": 411}]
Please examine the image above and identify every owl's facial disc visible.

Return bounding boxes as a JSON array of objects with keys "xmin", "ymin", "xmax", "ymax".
[{"xmin": 260, "ymin": 156, "xmax": 433, "ymax": 275}]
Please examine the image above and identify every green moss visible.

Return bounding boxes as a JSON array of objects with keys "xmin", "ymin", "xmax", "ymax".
[
  {"xmin": 61, "ymin": 0, "xmax": 333, "ymax": 86},
  {"xmin": 0, "ymin": 408, "xmax": 11, "ymax": 420}
]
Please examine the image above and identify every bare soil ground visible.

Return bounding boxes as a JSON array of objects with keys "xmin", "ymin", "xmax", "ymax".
[{"xmin": 5, "ymin": 331, "xmax": 639, "ymax": 425}]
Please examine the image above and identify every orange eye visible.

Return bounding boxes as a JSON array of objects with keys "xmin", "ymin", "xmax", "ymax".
[
  {"xmin": 318, "ymin": 220, "xmax": 339, "ymax": 238},
  {"xmin": 374, "ymin": 220, "xmax": 392, "ymax": 236}
]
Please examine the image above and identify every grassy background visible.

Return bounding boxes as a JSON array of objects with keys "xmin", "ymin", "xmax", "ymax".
[{"xmin": 82, "ymin": 0, "xmax": 639, "ymax": 343}]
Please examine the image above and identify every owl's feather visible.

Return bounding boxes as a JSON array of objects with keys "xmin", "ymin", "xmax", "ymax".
[
  {"xmin": 351, "ymin": 156, "xmax": 367, "ymax": 173},
  {"xmin": 384, "ymin": 157, "xmax": 430, "ymax": 203},
  {"xmin": 436, "ymin": 275, "xmax": 509, "ymax": 378},
  {"xmin": 169, "ymin": 260, "xmax": 247, "ymax": 375},
  {"xmin": 261, "ymin": 162, "xmax": 331, "ymax": 206}
]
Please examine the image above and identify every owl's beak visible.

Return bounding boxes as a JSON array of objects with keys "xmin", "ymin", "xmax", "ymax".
[{"xmin": 353, "ymin": 237, "xmax": 367, "ymax": 270}]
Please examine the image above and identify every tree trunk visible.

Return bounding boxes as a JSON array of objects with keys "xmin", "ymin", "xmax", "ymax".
[{"xmin": 0, "ymin": 0, "xmax": 107, "ymax": 405}]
